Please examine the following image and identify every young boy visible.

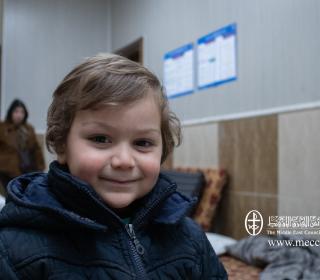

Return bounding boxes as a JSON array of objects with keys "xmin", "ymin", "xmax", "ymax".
[{"xmin": 0, "ymin": 54, "xmax": 227, "ymax": 279}]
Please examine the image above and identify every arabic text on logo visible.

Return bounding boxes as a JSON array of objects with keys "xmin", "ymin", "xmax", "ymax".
[{"xmin": 245, "ymin": 210, "xmax": 263, "ymax": 236}]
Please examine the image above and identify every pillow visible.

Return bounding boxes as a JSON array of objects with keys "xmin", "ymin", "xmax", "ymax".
[
  {"xmin": 205, "ymin": 232, "xmax": 237, "ymax": 255},
  {"xmin": 193, "ymin": 169, "xmax": 227, "ymax": 231},
  {"xmin": 174, "ymin": 167, "xmax": 227, "ymax": 231}
]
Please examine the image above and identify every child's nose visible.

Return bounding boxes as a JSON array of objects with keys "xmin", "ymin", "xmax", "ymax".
[{"xmin": 110, "ymin": 144, "xmax": 135, "ymax": 169}]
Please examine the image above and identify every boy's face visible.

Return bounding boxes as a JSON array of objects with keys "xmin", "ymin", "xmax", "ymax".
[{"xmin": 57, "ymin": 93, "xmax": 163, "ymax": 213}]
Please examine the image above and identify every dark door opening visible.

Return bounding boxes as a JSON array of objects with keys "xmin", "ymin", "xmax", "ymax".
[{"xmin": 114, "ymin": 37, "xmax": 143, "ymax": 64}]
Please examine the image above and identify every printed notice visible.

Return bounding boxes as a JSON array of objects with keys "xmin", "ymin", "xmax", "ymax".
[
  {"xmin": 163, "ymin": 43, "xmax": 194, "ymax": 98},
  {"xmin": 197, "ymin": 23, "xmax": 237, "ymax": 90}
]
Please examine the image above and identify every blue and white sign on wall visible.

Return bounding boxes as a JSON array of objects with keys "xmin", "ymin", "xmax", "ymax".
[
  {"xmin": 163, "ymin": 43, "xmax": 194, "ymax": 98},
  {"xmin": 197, "ymin": 23, "xmax": 237, "ymax": 90}
]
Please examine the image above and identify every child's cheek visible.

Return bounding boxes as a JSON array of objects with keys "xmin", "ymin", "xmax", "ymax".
[
  {"xmin": 143, "ymin": 157, "xmax": 161, "ymax": 178},
  {"xmin": 72, "ymin": 155, "xmax": 105, "ymax": 182}
]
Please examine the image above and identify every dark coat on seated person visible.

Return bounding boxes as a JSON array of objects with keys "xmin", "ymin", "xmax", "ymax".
[{"xmin": 0, "ymin": 161, "xmax": 227, "ymax": 279}]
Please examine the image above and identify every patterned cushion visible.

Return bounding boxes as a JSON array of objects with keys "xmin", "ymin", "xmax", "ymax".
[{"xmin": 175, "ymin": 167, "xmax": 227, "ymax": 231}]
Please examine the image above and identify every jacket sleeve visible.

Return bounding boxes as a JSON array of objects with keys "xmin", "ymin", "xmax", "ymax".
[
  {"xmin": 200, "ymin": 231, "xmax": 228, "ymax": 279},
  {"xmin": 0, "ymin": 237, "xmax": 20, "ymax": 279}
]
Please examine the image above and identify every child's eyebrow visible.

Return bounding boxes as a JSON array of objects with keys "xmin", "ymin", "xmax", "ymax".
[
  {"xmin": 81, "ymin": 121, "xmax": 114, "ymax": 129},
  {"xmin": 81, "ymin": 121, "xmax": 161, "ymax": 135}
]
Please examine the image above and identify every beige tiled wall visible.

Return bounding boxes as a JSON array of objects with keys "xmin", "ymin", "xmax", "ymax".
[
  {"xmin": 278, "ymin": 109, "xmax": 320, "ymax": 216},
  {"xmin": 218, "ymin": 116, "xmax": 278, "ymax": 195},
  {"xmin": 216, "ymin": 116, "xmax": 278, "ymax": 239},
  {"xmin": 173, "ymin": 123, "xmax": 219, "ymax": 168}
]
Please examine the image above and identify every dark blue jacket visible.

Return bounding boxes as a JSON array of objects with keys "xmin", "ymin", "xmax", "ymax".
[{"xmin": 0, "ymin": 161, "xmax": 227, "ymax": 279}]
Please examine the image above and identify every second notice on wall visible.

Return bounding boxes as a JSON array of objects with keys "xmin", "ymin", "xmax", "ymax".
[{"xmin": 163, "ymin": 23, "xmax": 237, "ymax": 99}]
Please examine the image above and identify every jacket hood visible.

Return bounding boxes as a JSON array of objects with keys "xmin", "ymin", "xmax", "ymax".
[{"xmin": 0, "ymin": 161, "xmax": 196, "ymax": 232}]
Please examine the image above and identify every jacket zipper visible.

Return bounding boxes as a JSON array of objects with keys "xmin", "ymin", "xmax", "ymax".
[{"xmin": 125, "ymin": 223, "xmax": 148, "ymax": 279}]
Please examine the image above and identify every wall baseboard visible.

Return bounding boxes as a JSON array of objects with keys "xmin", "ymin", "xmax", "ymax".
[{"xmin": 182, "ymin": 101, "xmax": 320, "ymax": 127}]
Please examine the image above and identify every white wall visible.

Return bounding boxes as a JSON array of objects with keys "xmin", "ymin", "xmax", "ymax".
[
  {"xmin": 111, "ymin": 0, "xmax": 320, "ymax": 123},
  {"xmin": 1, "ymin": 0, "xmax": 112, "ymax": 131},
  {"xmin": 0, "ymin": 0, "xmax": 3, "ymax": 45}
]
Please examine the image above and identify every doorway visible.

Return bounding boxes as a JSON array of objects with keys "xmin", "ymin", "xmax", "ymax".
[{"xmin": 114, "ymin": 37, "xmax": 143, "ymax": 64}]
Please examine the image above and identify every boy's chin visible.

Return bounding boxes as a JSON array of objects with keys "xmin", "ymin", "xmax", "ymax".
[
  {"xmin": 107, "ymin": 198, "xmax": 143, "ymax": 219},
  {"xmin": 112, "ymin": 206, "xmax": 133, "ymax": 219},
  {"xmin": 110, "ymin": 203, "xmax": 140, "ymax": 219}
]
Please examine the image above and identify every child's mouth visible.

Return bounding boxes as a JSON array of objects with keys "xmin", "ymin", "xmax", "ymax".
[{"xmin": 104, "ymin": 178, "xmax": 139, "ymax": 185}]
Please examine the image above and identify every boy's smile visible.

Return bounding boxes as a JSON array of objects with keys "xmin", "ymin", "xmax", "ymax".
[{"xmin": 57, "ymin": 93, "xmax": 163, "ymax": 214}]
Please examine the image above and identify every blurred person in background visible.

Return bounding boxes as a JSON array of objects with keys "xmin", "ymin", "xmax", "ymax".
[{"xmin": 0, "ymin": 99, "xmax": 45, "ymax": 194}]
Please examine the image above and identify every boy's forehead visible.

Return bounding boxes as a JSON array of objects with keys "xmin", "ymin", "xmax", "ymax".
[
  {"xmin": 81, "ymin": 120, "xmax": 161, "ymax": 134},
  {"xmin": 87, "ymin": 91, "xmax": 160, "ymax": 110},
  {"xmin": 80, "ymin": 93, "xmax": 160, "ymax": 114},
  {"xmin": 73, "ymin": 97, "xmax": 161, "ymax": 132}
]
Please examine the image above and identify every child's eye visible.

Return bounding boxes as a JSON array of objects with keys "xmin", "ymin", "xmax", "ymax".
[
  {"xmin": 134, "ymin": 139, "xmax": 154, "ymax": 148},
  {"xmin": 90, "ymin": 135, "xmax": 111, "ymax": 144}
]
